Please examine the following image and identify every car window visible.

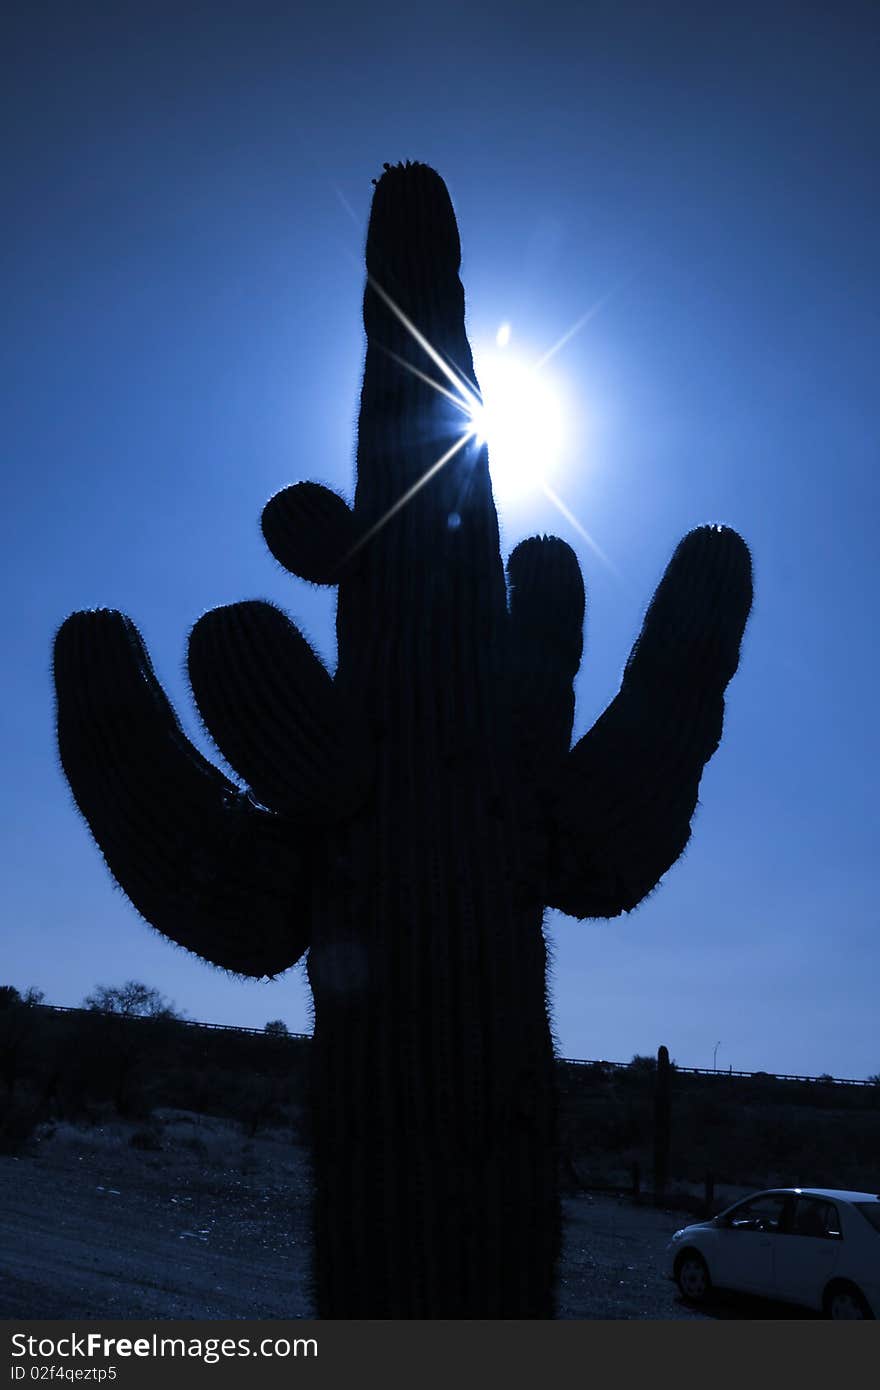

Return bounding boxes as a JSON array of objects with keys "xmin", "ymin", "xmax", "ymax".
[
  {"xmin": 792, "ymin": 1198, "xmax": 841, "ymax": 1239},
  {"xmin": 854, "ymin": 1202, "xmax": 880, "ymax": 1235},
  {"xmin": 728, "ymin": 1194, "xmax": 788, "ymax": 1233}
]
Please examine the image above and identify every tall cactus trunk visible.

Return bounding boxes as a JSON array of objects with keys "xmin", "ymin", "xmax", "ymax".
[
  {"xmin": 309, "ymin": 170, "xmax": 558, "ymax": 1316},
  {"xmin": 309, "ymin": 803, "xmax": 558, "ymax": 1316}
]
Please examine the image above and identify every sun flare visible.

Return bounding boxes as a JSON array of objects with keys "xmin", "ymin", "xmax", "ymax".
[
  {"xmin": 357, "ymin": 281, "xmax": 606, "ymax": 565},
  {"xmin": 469, "ymin": 343, "xmax": 565, "ymax": 503}
]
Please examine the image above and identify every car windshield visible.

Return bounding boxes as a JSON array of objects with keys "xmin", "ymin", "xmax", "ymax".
[{"xmin": 854, "ymin": 1202, "xmax": 880, "ymax": 1234}]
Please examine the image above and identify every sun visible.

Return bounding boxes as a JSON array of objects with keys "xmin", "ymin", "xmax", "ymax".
[
  {"xmin": 358, "ymin": 282, "xmax": 599, "ymax": 558},
  {"xmin": 469, "ymin": 329, "xmax": 566, "ymax": 503}
]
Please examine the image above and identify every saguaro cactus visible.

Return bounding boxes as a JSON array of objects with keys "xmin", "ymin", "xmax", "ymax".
[
  {"xmin": 653, "ymin": 1043, "xmax": 672, "ymax": 1203},
  {"xmin": 53, "ymin": 162, "xmax": 752, "ymax": 1317}
]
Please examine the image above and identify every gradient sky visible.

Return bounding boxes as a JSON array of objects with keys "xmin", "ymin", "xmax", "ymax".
[{"xmin": 4, "ymin": 2, "xmax": 878, "ymax": 1078}]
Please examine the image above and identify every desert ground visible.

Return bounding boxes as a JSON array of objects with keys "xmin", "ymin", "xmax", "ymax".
[{"xmin": 0, "ymin": 1113, "xmax": 805, "ymax": 1319}]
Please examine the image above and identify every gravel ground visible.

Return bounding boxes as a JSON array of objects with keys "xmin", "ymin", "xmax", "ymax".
[
  {"xmin": 0, "ymin": 1120, "xmax": 805, "ymax": 1320},
  {"xmin": 0, "ymin": 1118, "xmax": 313, "ymax": 1319},
  {"xmin": 557, "ymin": 1193, "xmax": 704, "ymax": 1318}
]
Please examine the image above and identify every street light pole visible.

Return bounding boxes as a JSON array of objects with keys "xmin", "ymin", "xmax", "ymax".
[{"xmin": 713, "ymin": 1040, "xmax": 722, "ymax": 1071}]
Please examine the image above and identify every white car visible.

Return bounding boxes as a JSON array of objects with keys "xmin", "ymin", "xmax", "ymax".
[{"xmin": 666, "ymin": 1187, "xmax": 880, "ymax": 1318}]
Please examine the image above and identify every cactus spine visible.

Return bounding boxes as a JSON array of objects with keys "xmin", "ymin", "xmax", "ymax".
[{"xmin": 53, "ymin": 162, "xmax": 752, "ymax": 1316}]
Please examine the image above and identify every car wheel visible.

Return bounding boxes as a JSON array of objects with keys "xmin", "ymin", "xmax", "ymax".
[
  {"xmin": 675, "ymin": 1251, "xmax": 711, "ymax": 1304},
  {"xmin": 825, "ymin": 1283, "xmax": 873, "ymax": 1320}
]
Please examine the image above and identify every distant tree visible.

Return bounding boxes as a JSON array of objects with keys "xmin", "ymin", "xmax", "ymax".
[
  {"xmin": 868, "ymin": 1073, "xmax": 880, "ymax": 1087},
  {"xmin": 264, "ymin": 1019, "xmax": 289, "ymax": 1037},
  {"xmin": 0, "ymin": 986, "xmax": 42, "ymax": 1009},
  {"xmin": 82, "ymin": 981, "xmax": 183, "ymax": 1020},
  {"xmin": 0, "ymin": 987, "xmax": 44, "ymax": 1095},
  {"xmin": 79, "ymin": 983, "xmax": 183, "ymax": 1117}
]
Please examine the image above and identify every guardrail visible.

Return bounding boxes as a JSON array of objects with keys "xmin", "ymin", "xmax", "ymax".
[
  {"xmin": 30, "ymin": 1004, "xmax": 876, "ymax": 1087},
  {"xmin": 559, "ymin": 1057, "xmax": 876, "ymax": 1087},
  {"xmin": 33, "ymin": 1003, "xmax": 310, "ymax": 1041}
]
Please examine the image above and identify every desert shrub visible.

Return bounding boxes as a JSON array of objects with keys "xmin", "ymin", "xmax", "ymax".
[
  {"xmin": 629, "ymin": 1054, "xmax": 657, "ymax": 1073},
  {"xmin": 0, "ymin": 1098, "xmax": 41, "ymax": 1155}
]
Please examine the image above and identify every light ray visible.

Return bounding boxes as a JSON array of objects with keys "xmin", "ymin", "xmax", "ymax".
[
  {"xmin": 330, "ymin": 181, "xmax": 362, "ymax": 230},
  {"xmin": 437, "ymin": 348, "xmax": 483, "ymax": 401},
  {"xmin": 335, "ymin": 279, "xmax": 487, "ymax": 565},
  {"xmin": 368, "ymin": 276, "xmax": 481, "ymax": 414},
  {"xmin": 344, "ymin": 432, "xmax": 474, "ymax": 563},
  {"xmin": 532, "ymin": 277, "xmax": 632, "ymax": 373},
  {"xmin": 382, "ymin": 347, "xmax": 475, "ymax": 414},
  {"xmin": 293, "ymin": 129, "xmax": 365, "ymax": 260},
  {"xmin": 541, "ymin": 482, "xmax": 618, "ymax": 575}
]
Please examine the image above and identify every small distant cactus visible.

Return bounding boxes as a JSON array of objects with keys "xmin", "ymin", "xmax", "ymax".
[
  {"xmin": 53, "ymin": 161, "xmax": 751, "ymax": 1316},
  {"xmin": 653, "ymin": 1044, "xmax": 672, "ymax": 1203}
]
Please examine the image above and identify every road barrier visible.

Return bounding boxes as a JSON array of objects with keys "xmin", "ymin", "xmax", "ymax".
[{"xmin": 31, "ymin": 1004, "xmax": 876, "ymax": 1087}]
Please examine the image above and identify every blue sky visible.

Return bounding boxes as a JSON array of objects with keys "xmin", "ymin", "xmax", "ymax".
[{"xmin": 4, "ymin": 1, "xmax": 878, "ymax": 1077}]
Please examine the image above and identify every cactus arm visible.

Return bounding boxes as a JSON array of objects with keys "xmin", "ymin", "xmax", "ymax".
[
  {"xmin": 507, "ymin": 536, "xmax": 585, "ymax": 777},
  {"xmin": 262, "ymin": 482, "xmax": 357, "ymax": 585},
  {"xmin": 546, "ymin": 525, "xmax": 752, "ymax": 918},
  {"xmin": 53, "ymin": 609, "xmax": 309, "ymax": 977},
  {"xmin": 188, "ymin": 599, "xmax": 372, "ymax": 825}
]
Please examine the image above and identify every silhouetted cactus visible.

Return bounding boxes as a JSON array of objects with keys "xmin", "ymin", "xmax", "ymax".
[
  {"xmin": 653, "ymin": 1044, "xmax": 672, "ymax": 1203},
  {"xmin": 53, "ymin": 162, "xmax": 752, "ymax": 1316}
]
